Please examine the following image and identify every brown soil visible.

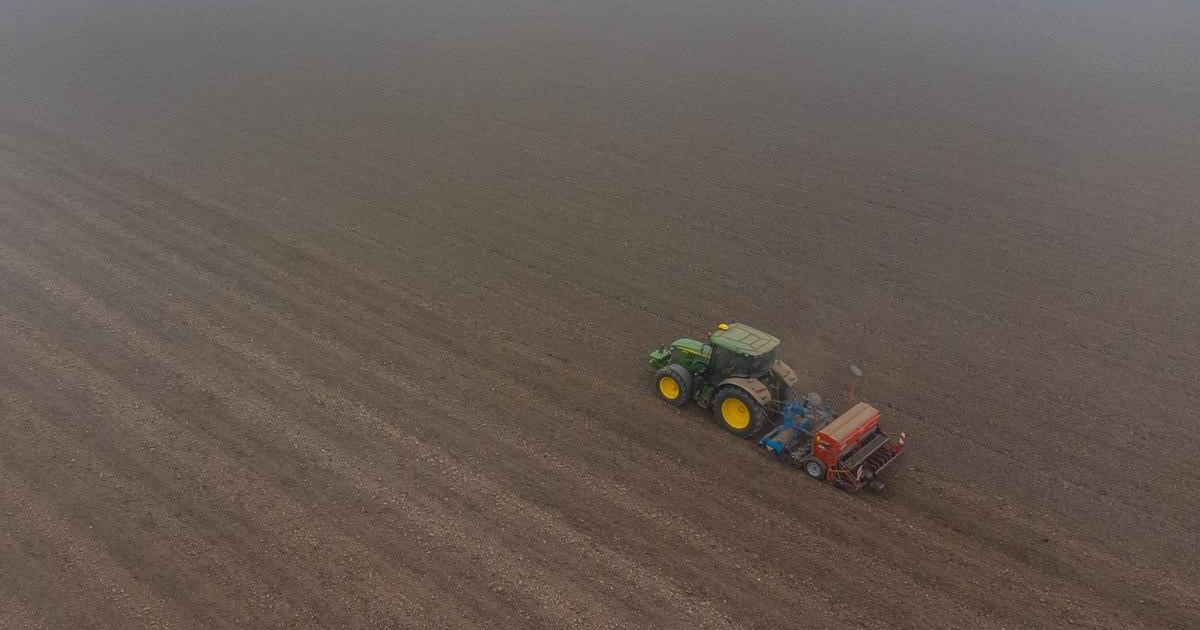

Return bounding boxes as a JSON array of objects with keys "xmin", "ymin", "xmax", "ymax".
[{"xmin": 1, "ymin": 1, "xmax": 1198, "ymax": 628}]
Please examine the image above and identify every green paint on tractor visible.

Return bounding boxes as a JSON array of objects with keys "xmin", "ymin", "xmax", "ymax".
[
  {"xmin": 648, "ymin": 322, "xmax": 801, "ymax": 437},
  {"xmin": 709, "ymin": 323, "xmax": 780, "ymax": 356}
]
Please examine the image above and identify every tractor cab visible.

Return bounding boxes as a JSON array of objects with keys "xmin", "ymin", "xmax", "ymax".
[{"xmin": 706, "ymin": 323, "xmax": 779, "ymax": 380}]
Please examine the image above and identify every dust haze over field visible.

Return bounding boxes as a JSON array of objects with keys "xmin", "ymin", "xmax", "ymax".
[{"xmin": 1, "ymin": 0, "xmax": 1198, "ymax": 628}]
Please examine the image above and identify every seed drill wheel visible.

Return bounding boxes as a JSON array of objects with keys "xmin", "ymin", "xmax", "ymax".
[
  {"xmin": 653, "ymin": 364, "xmax": 693, "ymax": 406},
  {"xmin": 803, "ymin": 457, "xmax": 827, "ymax": 480},
  {"xmin": 711, "ymin": 386, "xmax": 767, "ymax": 438}
]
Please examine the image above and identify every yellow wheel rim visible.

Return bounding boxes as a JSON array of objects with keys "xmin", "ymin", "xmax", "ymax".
[
  {"xmin": 658, "ymin": 376, "xmax": 681, "ymax": 400},
  {"xmin": 721, "ymin": 397, "xmax": 751, "ymax": 430}
]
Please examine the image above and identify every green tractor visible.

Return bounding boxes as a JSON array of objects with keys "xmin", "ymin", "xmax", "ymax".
[{"xmin": 648, "ymin": 322, "xmax": 802, "ymax": 437}]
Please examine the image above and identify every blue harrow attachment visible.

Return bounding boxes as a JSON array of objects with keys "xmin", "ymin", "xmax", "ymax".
[{"xmin": 758, "ymin": 396, "xmax": 834, "ymax": 468}]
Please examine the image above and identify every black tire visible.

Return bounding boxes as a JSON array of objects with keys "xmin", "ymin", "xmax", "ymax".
[
  {"xmin": 803, "ymin": 457, "xmax": 827, "ymax": 480},
  {"xmin": 653, "ymin": 364, "xmax": 693, "ymax": 406},
  {"xmin": 711, "ymin": 386, "xmax": 768, "ymax": 438}
]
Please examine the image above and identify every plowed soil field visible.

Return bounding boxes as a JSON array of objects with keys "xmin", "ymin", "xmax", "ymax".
[{"xmin": 1, "ymin": 1, "xmax": 1198, "ymax": 628}]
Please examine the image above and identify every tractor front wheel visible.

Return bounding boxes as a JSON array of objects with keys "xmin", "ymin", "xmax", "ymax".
[
  {"xmin": 711, "ymin": 386, "xmax": 767, "ymax": 438},
  {"xmin": 653, "ymin": 364, "xmax": 693, "ymax": 406}
]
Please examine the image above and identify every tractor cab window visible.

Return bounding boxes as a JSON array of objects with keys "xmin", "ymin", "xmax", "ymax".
[{"xmin": 708, "ymin": 347, "xmax": 776, "ymax": 380}]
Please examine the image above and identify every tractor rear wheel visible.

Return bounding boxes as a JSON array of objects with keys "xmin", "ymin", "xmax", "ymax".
[
  {"xmin": 653, "ymin": 364, "xmax": 693, "ymax": 406},
  {"xmin": 711, "ymin": 386, "xmax": 767, "ymax": 438}
]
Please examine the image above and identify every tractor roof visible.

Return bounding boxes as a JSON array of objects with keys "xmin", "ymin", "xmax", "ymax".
[{"xmin": 710, "ymin": 323, "xmax": 780, "ymax": 356}]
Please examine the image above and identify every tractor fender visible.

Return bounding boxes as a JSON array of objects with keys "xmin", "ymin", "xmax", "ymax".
[
  {"xmin": 717, "ymin": 377, "xmax": 772, "ymax": 405},
  {"xmin": 772, "ymin": 360, "xmax": 800, "ymax": 388}
]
